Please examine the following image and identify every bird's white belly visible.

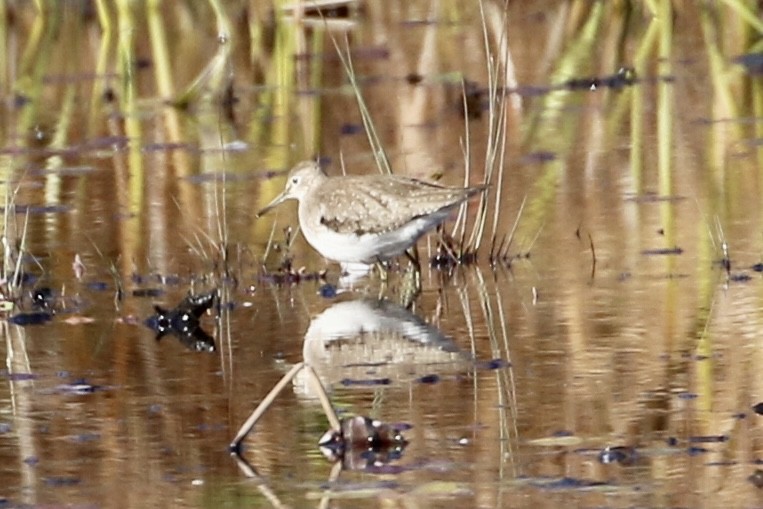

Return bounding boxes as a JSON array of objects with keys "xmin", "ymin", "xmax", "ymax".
[{"xmin": 301, "ymin": 212, "xmax": 448, "ymax": 264}]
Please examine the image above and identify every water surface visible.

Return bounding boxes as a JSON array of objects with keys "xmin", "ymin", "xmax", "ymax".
[{"xmin": 1, "ymin": 2, "xmax": 762, "ymax": 508}]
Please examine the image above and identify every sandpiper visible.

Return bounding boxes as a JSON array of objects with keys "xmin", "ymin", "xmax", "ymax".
[{"xmin": 256, "ymin": 161, "xmax": 485, "ymax": 264}]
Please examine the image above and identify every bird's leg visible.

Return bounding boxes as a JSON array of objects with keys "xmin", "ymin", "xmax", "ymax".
[
  {"xmin": 405, "ymin": 246, "xmax": 421, "ymax": 271},
  {"xmin": 401, "ymin": 248, "xmax": 422, "ymax": 308},
  {"xmin": 373, "ymin": 259, "xmax": 389, "ymax": 300},
  {"xmin": 374, "ymin": 260, "xmax": 388, "ymax": 282},
  {"xmin": 405, "ymin": 247, "xmax": 421, "ymax": 286}
]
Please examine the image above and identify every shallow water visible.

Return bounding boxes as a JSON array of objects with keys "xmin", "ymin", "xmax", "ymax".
[{"xmin": 1, "ymin": 2, "xmax": 763, "ymax": 508}]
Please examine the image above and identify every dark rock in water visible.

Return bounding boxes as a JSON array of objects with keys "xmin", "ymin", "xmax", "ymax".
[
  {"xmin": 318, "ymin": 416, "xmax": 407, "ymax": 471},
  {"xmin": 749, "ymin": 469, "xmax": 763, "ymax": 489},
  {"xmin": 32, "ymin": 287, "xmax": 55, "ymax": 309},
  {"xmin": 598, "ymin": 445, "xmax": 638, "ymax": 465},
  {"xmin": 417, "ymin": 374, "xmax": 440, "ymax": 384},
  {"xmin": 144, "ymin": 290, "xmax": 217, "ymax": 352},
  {"xmin": 8, "ymin": 312, "xmax": 52, "ymax": 326}
]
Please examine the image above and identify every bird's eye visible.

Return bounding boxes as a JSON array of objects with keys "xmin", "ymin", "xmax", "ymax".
[{"xmin": 291, "ymin": 177, "xmax": 299, "ymax": 184}]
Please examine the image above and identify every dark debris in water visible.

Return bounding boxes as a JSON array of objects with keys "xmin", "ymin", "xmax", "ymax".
[
  {"xmin": 688, "ymin": 434, "xmax": 728, "ymax": 443},
  {"xmin": 428, "ymin": 229, "xmax": 483, "ymax": 269},
  {"xmin": 728, "ymin": 272, "xmax": 752, "ymax": 283},
  {"xmin": 340, "ymin": 377, "xmax": 391, "ymax": 387},
  {"xmin": 258, "ymin": 236, "xmax": 328, "ymax": 286},
  {"xmin": 44, "ymin": 476, "xmax": 81, "ymax": 487},
  {"xmin": 416, "ymin": 374, "xmax": 440, "ymax": 384},
  {"xmin": 3, "ymin": 372, "xmax": 38, "ymax": 381},
  {"xmin": 430, "ymin": 248, "xmax": 478, "ymax": 269},
  {"xmin": 477, "ymin": 358, "xmax": 509, "ymax": 370},
  {"xmin": 561, "ymin": 67, "xmax": 637, "ymax": 91},
  {"xmin": 525, "ymin": 476, "xmax": 608, "ymax": 490},
  {"xmin": 598, "ymin": 445, "xmax": 639, "ymax": 465},
  {"xmin": 70, "ymin": 432, "xmax": 101, "ymax": 443},
  {"xmin": 54, "ymin": 378, "xmax": 106, "ymax": 395},
  {"xmin": 0, "ymin": 204, "xmax": 72, "ymax": 215},
  {"xmin": 456, "ymin": 68, "xmax": 638, "ymax": 119},
  {"xmin": 132, "ymin": 288, "xmax": 164, "ymax": 298},
  {"xmin": 733, "ymin": 53, "xmax": 763, "ymax": 74},
  {"xmin": 318, "ymin": 416, "xmax": 408, "ymax": 471},
  {"xmin": 749, "ymin": 469, "xmax": 763, "ymax": 489},
  {"xmin": 340, "ymin": 123, "xmax": 364, "ymax": 135},
  {"xmin": 641, "ymin": 247, "xmax": 684, "ymax": 256},
  {"xmin": 405, "ymin": 72, "xmax": 424, "ymax": 85},
  {"xmin": 144, "ymin": 290, "xmax": 217, "ymax": 352},
  {"xmin": 284, "ymin": 0, "xmax": 357, "ymax": 20},
  {"xmin": 86, "ymin": 281, "xmax": 110, "ymax": 291},
  {"xmin": 520, "ymin": 151, "xmax": 557, "ymax": 164},
  {"xmin": 259, "ymin": 268, "xmax": 325, "ymax": 286},
  {"xmin": 142, "ymin": 142, "xmax": 195, "ymax": 153},
  {"xmin": 8, "ymin": 311, "xmax": 53, "ymax": 326},
  {"xmin": 31, "ymin": 286, "xmax": 55, "ymax": 309}
]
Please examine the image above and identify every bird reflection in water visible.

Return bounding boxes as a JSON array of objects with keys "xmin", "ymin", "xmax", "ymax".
[{"xmin": 230, "ymin": 297, "xmax": 468, "ymax": 477}]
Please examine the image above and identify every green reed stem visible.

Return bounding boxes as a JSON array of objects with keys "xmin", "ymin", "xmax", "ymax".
[
  {"xmin": 719, "ymin": 0, "xmax": 763, "ymax": 34},
  {"xmin": 328, "ymin": 33, "xmax": 391, "ymax": 175}
]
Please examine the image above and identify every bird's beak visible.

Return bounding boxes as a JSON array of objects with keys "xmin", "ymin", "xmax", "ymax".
[{"xmin": 255, "ymin": 191, "xmax": 288, "ymax": 218}]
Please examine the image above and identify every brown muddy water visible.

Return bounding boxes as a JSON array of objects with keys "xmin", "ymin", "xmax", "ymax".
[{"xmin": 2, "ymin": 1, "xmax": 763, "ymax": 508}]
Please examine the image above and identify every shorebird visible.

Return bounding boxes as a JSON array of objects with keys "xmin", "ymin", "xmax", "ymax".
[{"xmin": 256, "ymin": 161, "xmax": 485, "ymax": 265}]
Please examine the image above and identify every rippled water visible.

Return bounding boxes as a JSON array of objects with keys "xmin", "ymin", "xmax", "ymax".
[{"xmin": 1, "ymin": 2, "xmax": 763, "ymax": 508}]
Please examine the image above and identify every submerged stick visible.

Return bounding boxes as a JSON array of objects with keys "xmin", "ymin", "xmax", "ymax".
[
  {"xmin": 229, "ymin": 361, "xmax": 341, "ymax": 452},
  {"xmin": 303, "ymin": 364, "xmax": 341, "ymax": 432},
  {"xmin": 230, "ymin": 361, "xmax": 306, "ymax": 451}
]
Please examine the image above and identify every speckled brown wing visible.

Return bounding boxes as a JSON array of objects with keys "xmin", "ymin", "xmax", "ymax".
[{"xmin": 308, "ymin": 175, "xmax": 482, "ymax": 236}]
